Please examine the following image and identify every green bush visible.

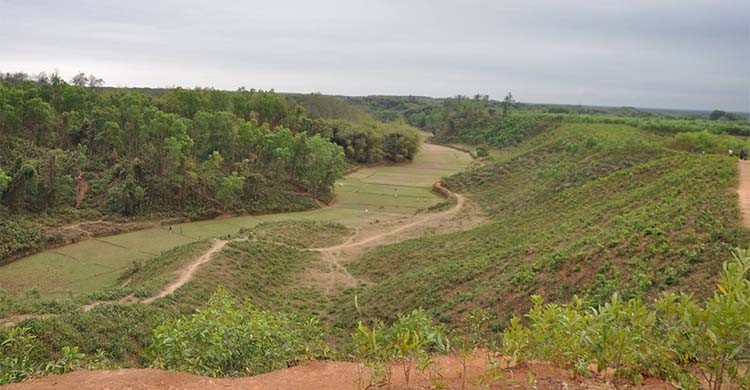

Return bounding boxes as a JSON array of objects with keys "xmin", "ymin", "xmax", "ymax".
[
  {"xmin": 502, "ymin": 248, "xmax": 750, "ymax": 388},
  {"xmin": 0, "ymin": 327, "xmax": 85, "ymax": 385},
  {"xmin": 352, "ymin": 308, "xmax": 448, "ymax": 388},
  {"xmin": 148, "ymin": 288, "xmax": 327, "ymax": 377},
  {"xmin": 380, "ymin": 123, "xmax": 420, "ymax": 162}
]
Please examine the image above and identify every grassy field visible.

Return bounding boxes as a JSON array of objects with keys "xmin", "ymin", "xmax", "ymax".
[{"xmin": 0, "ymin": 139, "xmax": 472, "ymax": 297}]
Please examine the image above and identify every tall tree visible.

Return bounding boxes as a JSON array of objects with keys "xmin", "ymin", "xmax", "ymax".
[{"xmin": 501, "ymin": 92, "xmax": 516, "ymax": 117}]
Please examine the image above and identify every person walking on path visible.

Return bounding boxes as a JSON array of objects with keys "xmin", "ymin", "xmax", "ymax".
[{"xmin": 741, "ymin": 148, "xmax": 748, "ymax": 161}]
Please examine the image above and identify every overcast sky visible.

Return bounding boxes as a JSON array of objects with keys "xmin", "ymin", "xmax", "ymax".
[{"xmin": 1, "ymin": 0, "xmax": 748, "ymax": 111}]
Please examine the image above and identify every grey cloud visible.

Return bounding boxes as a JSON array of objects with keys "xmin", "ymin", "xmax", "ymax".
[{"xmin": 0, "ymin": 0, "xmax": 747, "ymax": 110}]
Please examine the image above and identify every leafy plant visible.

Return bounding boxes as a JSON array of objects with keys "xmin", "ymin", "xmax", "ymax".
[
  {"xmin": 352, "ymin": 301, "xmax": 448, "ymax": 389},
  {"xmin": 502, "ymin": 248, "xmax": 750, "ymax": 388},
  {"xmin": 0, "ymin": 326, "xmax": 88, "ymax": 385},
  {"xmin": 147, "ymin": 288, "xmax": 327, "ymax": 377}
]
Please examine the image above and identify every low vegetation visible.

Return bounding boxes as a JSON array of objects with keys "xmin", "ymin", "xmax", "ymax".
[
  {"xmin": 148, "ymin": 288, "xmax": 327, "ymax": 377},
  {"xmin": 337, "ymin": 122, "xmax": 748, "ymax": 329},
  {"xmin": 252, "ymin": 220, "xmax": 353, "ymax": 249},
  {"xmin": 503, "ymin": 249, "xmax": 750, "ymax": 389}
]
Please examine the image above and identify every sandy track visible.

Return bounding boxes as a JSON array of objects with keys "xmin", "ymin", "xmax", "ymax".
[
  {"xmin": 310, "ymin": 182, "xmax": 466, "ymax": 252},
  {"xmin": 305, "ymin": 181, "xmax": 470, "ymax": 294},
  {"xmin": 737, "ymin": 161, "xmax": 750, "ymax": 227},
  {"xmin": 142, "ymin": 239, "xmax": 228, "ymax": 303},
  {"xmin": 81, "ymin": 239, "xmax": 231, "ymax": 310}
]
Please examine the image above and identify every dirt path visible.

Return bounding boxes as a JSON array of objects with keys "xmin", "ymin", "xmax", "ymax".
[
  {"xmin": 14, "ymin": 189, "xmax": 469, "ymax": 317},
  {"xmin": 311, "ymin": 182, "xmax": 463, "ymax": 253},
  {"xmin": 141, "ymin": 239, "xmax": 228, "ymax": 303},
  {"xmin": 80, "ymin": 239, "xmax": 232, "ymax": 311},
  {"xmin": 305, "ymin": 181, "xmax": 474, "ymax": 295},
  {"xmin": 1, "ymin": 350, "xmax": 674, "ymax": 390},
  {"xmin": 737, "ymin": 160, "xmax": 750, "ymax": 227},
  {"xmin": 0, "ymin": 314, "xmax": 56, "ymax": 328}
]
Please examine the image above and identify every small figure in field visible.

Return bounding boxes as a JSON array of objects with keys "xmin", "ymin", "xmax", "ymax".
[
  {"xmin": 169, "ymin": 226, "xmax": 173, "ymax": 233},
  {"xmin": 741, "ymin": 148, "xmax": 748, "ymax": 160},
  {"xmin": 729, "ymin": 149, "xmax": 734, "ymax": 157}
]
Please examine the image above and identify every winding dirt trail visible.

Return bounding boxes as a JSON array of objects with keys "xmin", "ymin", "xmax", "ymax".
[
  {"xmin": 319, "ymin": 191, "xmax": 463, "ymax": 252},
  {"xmin": 7, "ymin": 182, "xmax": 470, "ymax": 319},
  {"xmin": 142, "ymin": 239, "xmax": 229, "ymax": 303},
  {"xmin": 306, "ymin": 182, "xmax": 471, "ymax": 295},
  {"xmin": 79, "ymin": 239, "xmax": 232, "ymax": 311},
  {"xmin": 737, "ymin": 160, "xmax": 750, "ymax": 227}
]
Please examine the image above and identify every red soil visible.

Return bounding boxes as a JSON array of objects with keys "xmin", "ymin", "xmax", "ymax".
[{"xmin": 2, "ymin": 351, "xmax": 674, "ymax": 390}]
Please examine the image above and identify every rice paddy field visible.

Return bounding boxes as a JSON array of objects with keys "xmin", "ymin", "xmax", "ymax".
[{"xmin": 0, "ymin": 141, "xmax": 472, "ymax": 297}]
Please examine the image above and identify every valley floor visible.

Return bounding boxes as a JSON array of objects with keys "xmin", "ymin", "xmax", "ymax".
[{"xmin": 0, "ymin": 140, "xmax": 473, "ymax": 298}]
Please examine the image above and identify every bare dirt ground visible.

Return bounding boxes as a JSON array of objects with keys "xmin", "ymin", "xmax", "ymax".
[
  {"xmin": 2, "ymin": 349, "xmax": 673, "ymax": 390},
  {"xmin": 737, "ymin": 160, "xmax": 750, "ymax": 227},
  {"xmin": 43, "ymin": 219, "xmax": 159, "ymax": 248},
  {"xmin": 0, "ymin": 314, "xmax": 56, "ymax": 328}
]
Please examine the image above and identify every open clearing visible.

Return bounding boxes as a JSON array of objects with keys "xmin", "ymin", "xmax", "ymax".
[{"xmin": 0, "ymin": 140, "xmax": 472, "ymax": 297}]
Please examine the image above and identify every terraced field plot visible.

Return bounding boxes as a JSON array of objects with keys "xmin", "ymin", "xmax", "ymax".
[{"xmin": 0, "ymin": 141, "xmax": 472, "ymax": 297}]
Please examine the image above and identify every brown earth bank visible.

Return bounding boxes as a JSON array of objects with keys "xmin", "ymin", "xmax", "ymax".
[
  {"xmin": 736, "ymin": 160, "xmax": 750, "ymax": 227},
  {"xmin": 2, "ymin": 352, "xmax": 674, "ymax": 390}
]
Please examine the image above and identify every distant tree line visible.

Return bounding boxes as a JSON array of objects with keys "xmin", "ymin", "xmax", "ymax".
[{"xmin": 344, "ymin": 94, "xmax": 750, "ymax": 148}]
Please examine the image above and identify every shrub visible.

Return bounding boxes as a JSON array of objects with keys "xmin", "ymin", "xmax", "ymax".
[
  {"xmin": 502, "ymin": 248, "xmax": 750, "ymax": 388},
  {"xmin": 352, "ymin": 308, "xmax": 448, "ymax": 388},
  {"xmin": 148, "ymin": 288, "xmax": 327, "ymax": 377},
  {"xmin": 380, "ymin": 124, "xmax": 420, "ymax": 162},
  {"xmin": 0, "ymin": 327, "xmax": 85, "ymax": 385}
]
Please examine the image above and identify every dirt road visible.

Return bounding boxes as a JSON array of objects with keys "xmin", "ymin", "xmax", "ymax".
[
  {"xmin": 737, "ymin": 160, "xmax": 750, "ymax": 227},
  {"xmin": 305, "ymin": 181, "xmax": 478, "ymax": 295},
  {"xmin": 142, "ymin": 239, "xmax": 229, "ymax": 303},
  {"xmin": 0, "ymin": 350, "xmax": 673, "ymax": 390}
]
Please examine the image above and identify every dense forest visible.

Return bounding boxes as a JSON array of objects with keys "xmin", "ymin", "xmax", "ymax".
[{"xmin": 0, "ymin": 72, "xmax": 419, "ymax": 262}]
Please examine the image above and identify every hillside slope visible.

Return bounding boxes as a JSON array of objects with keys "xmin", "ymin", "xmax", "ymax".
[{"xmin": 334, "ymin": 123, "xmax": 749, "ymax": 326}]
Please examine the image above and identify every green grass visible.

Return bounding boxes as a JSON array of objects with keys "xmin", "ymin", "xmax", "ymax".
[
  {"xmin": 0, "ymin": 231, "xmax": 195, "ymax": 298},
  {"xmin": 118, "ymin": 240, "xmax": 214, "ymax": 298},
  {"xmin": 253, "ymin": 221, "xmax": 352, "ymax": 249},
  {"xmin": 149, "ymin": 240, "xmax": 324, "ymax": 316},
  {"xmin": 0, "ymin": 237, "xmax": 334, "ymax": 366},
  {"xmin": 332, "ymin": 123, "xmax": 750, "ymax": 329},
  {"xmin": 0, "ymin": 138, "xmax": 472, "ymax": 297}
]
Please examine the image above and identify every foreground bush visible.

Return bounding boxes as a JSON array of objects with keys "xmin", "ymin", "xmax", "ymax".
[
  {"xmin": 148, "ymin": 288, "xmax": 327, "ymax": 377},
  {"xmin": 352, "ymin": 308, "xmax": 449, "ymax": 388},
  {"xmin": 0, "ymin": 327, "xmax": 89, "ymax": 384},
  {"xmin": 503, "ymin": 249, "xmax": 750, "ymax": 389}
]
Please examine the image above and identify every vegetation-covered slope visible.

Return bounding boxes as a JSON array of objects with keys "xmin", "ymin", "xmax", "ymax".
[
  {"xmin": 335, "ymin": 123, "xmax": 749, "ymax": 327},
  {"xmin": 2, "ymin": 86, "xmax": 749, "ymax": 387},
  {"xmin": 0, "ymin": 74, "xmax": 420, "ymax": 263}
]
